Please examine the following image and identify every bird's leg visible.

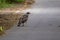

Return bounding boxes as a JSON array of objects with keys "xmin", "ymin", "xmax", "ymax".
[
  {"xmin": 17, "ymin": 18, "xmax": 22, "ymax": 27},
  {"xmin": 17, "ymin": 21, "xmax": 21, "ymax": 27},
  {"xmin": 22, "ymin": 23, "xmax": 24, "ymax": 27},
  {"xmin": 17, "ymin": 24, "xmax": 21, "ymax": 27}
]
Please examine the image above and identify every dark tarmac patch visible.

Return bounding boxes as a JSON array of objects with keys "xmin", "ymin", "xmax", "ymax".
[
  {"xmin": 58, "ymin": 25, "xmax": 60, "ymax": 27},
  {"xmin": 49, "ymin": 24, "xmax": 53, "ymax": 26}
]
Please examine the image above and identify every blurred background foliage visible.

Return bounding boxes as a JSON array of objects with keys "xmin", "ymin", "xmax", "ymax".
[{"xmin": 0, "ymin": 0, "xmax": 25, "ymax": 8}]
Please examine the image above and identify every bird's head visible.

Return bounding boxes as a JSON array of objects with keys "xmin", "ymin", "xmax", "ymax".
[{"xmin": 26, "ymin": 12, "xmax": 30, "ymax": 14}]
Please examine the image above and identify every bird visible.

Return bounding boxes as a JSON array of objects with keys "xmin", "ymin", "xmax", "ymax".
[{"xmin": 17, "ymin": 12, "xmax": 30, "ymax": 27}]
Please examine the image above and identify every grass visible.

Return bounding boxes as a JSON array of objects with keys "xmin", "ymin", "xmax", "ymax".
[
  {"xmin": 0, "ymin": 3, "xmax": 22, "ymax": 9},
  {"xmin": 0, "ymin": 0, "xmax": 25, "ymax": 9},
  {"xmin": 0, "ymin": 3, "xmax": 15, "ymax": 9},
  {"xmin": 16, "ymin": 0, "xmax": 25, "ymax": 3}
]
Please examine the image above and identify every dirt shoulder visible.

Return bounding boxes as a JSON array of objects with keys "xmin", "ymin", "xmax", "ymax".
[{"xmin": 0, "ymin": 0, "xmax": 35, "ymax": 12}]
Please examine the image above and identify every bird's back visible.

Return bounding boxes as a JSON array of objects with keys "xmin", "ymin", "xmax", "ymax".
[{"xmin": 21, "ymin": 14, "xmax": 29, "ymax": 23}]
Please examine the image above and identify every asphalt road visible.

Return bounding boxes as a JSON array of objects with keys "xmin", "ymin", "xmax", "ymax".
[{"xmin": 0, "ymin": 0, "xmax": 60, "ymax": 40}]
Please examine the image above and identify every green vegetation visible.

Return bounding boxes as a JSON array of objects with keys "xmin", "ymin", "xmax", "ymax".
[
  {"xmin": 16, "ymin": 0, "xmax": 25, "ymax": 3},
  {"xmin": 0, "ymin": 0, "xmax": 25, "ymax": 9}
]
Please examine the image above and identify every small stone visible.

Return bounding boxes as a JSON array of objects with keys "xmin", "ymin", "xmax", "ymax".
[{"xmin": 58, "ymin": 26, "xmax": 60, "ymax": 27}]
